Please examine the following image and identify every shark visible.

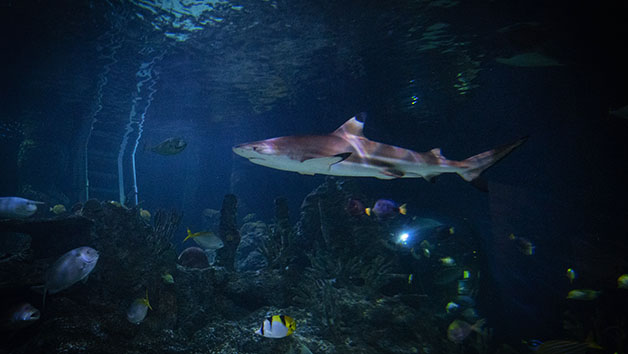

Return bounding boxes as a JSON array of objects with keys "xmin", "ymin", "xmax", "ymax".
[{"xmin": 232, "ymin": 114, "xmax": 526, "ymax": 183}]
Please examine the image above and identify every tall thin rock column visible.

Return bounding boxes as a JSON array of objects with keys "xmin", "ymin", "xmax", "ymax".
[{"xmin": 216, "ymin": 194, "xmax": 240, "ymax": 270}]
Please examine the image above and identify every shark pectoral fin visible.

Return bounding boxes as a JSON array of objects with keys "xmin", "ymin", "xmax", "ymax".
[
  {"xmin": 424, "ymin": 174, "xmax": 438, "ymax": 183},
  {"xmin": 332, "ymin": 152, "xmax": 352, "ymax": 164},
  {"xmin": 301, "ymin": 153, "xmax": 352, "ymax": 169},
  {"xmin": 381, "ymin": 168, "xmax": 405, "ymax": 178}
]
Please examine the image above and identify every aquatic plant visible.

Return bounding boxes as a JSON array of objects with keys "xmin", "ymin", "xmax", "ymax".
[
  {"xmin": 151, "ymin": 208, "xmax": 182, "ymax": 254},
  {"xmin": 260, "ymin": 197, "xmax": 296, "ymax": 270}
]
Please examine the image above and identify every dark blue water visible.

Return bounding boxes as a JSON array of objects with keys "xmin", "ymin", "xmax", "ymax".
[{"xmin": 1, "ymin": 0, "xmax": 627, "ymax": 352}]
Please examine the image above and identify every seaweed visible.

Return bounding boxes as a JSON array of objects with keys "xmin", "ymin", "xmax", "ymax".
[{"xmin": 151, "ymin": 208, "xmax": 182, "ymax": 254}]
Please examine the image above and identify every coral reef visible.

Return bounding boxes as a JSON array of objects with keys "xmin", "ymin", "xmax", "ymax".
[
  {"xmin": 177, "ymin": 247, "xmax": 210, "ymax": 269},
  {"xmin": 0, "ymin": 179, "xmax": 480, "ymax": 353},
  {"xmin": 216, "ymin": 194, "xmax": 240, "ymax": 271},
  {"xmin": 235, "ymin": 221, "xmax": 269, "ymax": 272}
]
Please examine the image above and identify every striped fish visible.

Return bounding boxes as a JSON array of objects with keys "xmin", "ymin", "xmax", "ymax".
[{"xmin": 255, "ymin": 315, "xmax": 296, "ymax": 338}]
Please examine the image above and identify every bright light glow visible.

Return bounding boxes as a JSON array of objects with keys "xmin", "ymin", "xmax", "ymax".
[{"xmin": 398, "ymin": 232, "xmax": 410, "ymax": 245}]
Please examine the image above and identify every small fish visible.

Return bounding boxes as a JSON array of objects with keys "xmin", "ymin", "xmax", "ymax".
[
  {"xmin": 618, "ymin": 274, "xmax": 628, "ymax": 289},
  {"xmin": 161, "ymin": 272, "xmax": 174, "ymax": 284},
  {"xmin": 140, "ymin": 208, "xmax": 151, "ymax": 222},
  {"xmin": 435, "ymin": 225, "xmax": 455, "ymax": 239},
  {"xmin": 148, "ymin": 137, "xmax": 187, "ymax": 155},
  {"xmin": 365, "ymin": 199, "xmax": 406, "ymax": 218},
  {"xmin": 408, "ymin": 274, "xmax": 413, "ymax": 285},
  {"xmin": 127, "ymin": 290, "xmax": 152, "ymax": 324},
  {"xmin": 445, "ymin": 302, "xmax": 459, "ymax": 313},
  {"xmin": 447, "ymin": 319, "xmax": 485, "ymax": 343},
  {"xmin": 508, "ymin": 233, "xmax": 535, "ymax": 255},
  {"xmin": 109, "ymin": 200, "xmax": 125, "ymax": 208},
  {"xmin": 440, "ymin": 257, "xmax": 456, "ymax": 267},
  {"xmin": 49, "ymin": 204, "xmax": 66, "ymax": 215},
  {"xmin": 255, "ymin": 315, "xmax": 296, "ymax": 338},
  {"xmin": 43, "ymin": 246, "xmax": 99, "ymax": 307},
  {"xmin": 345, "ymin": 198, "xmax": 365, "ymax": 216},
  {"xmin": 2, "ymin": 303, "xmax": 40, "ymax": 330},
  {"xmin": 566, "ymin": 268, "xmax": 577, "ymax": 284},
  {"xmin": 566, "ymin": 289, "xmax": 601, "ymax": 300},
  {"xmin": 420, "ymin": 240, "xmax": 432, "ymax": 258},
  {"xmin": 0, "ymin": 197, "xmax": 44, "ymax": 218},
  {"xmin": 183, "ymin": 228, "xmax": 224, "ymax": 250}
]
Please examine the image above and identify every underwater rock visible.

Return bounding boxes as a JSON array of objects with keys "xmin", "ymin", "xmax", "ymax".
[
  {"xmin": 178, "ymin": 247, "xmax": 210, "ymax": 269},
  {"xmin": 224, "ymin": 269, "xmax": 286, "ymax": 312},
  {"xmin": 0, "ymin": 215, "xmax": 94, "ymax": 259},
  {"xmin": 216, "ymin": 194, "xmax": 240, "ymax": 271},
  {"xmin": 70, "ymin": 202, "xmax": 82, "ymax": 213},
  {"xmin": 81, "ymin": 199, "xmax": 103, "ymax": 215},
  {"xmin": 235, "ymin": 221, "xmax": 269, "ymax": 272}
]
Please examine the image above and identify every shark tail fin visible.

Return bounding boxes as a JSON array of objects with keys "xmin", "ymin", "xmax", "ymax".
[{"xmin": 458, "ymin": 137, "xmax": 528, "ymax": 182}]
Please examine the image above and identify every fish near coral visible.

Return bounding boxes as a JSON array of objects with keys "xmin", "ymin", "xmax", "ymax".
[
  {"xmin": 566, "ymin": 268, "xmax": 577, "ymax": 284},
  {"xmin": 0, "ymin": 197, "xmax": 44, "ymax": 218},
  {"xmin": 49, "ymin": 204, "xmax": 67, "ymax": 215},
  {"xmin": 566, "ymin": 289, "xmax": 601, "ymax": 300},
  {"xmin": 161, "ymin": 272, "xmax": 174, "ymax": 284},
  {"xmin": 255, "ymin": 315, "xmax": 296, "ymax": 338},
  {"xmin": 1, "ymin": 303, "xmax": 40, "ymax": 330},
  {"xmin": 140, "ymin": 208, "xmax": 151, "ymax": 222},
  {"xmin": 445, "ymin": 302, "xmax": 459, "ymax": 314},
  {"xmin": 440, "ymin": 257, "xmax": 456, "ymax": 267},
  {"xmin": 127, "ymin": 290, "xmax": 152, "ymax": 324},
  {"xmin": 365, "ymin": 199, "xmax": 406, "ymax": 218},
  {"xmin": 183, "ymin": 228, "xmax": 224, "ymax": 250},
  {"xmin": 508, "ymin": 233, "xmax": 535, "ymax": 255},
  {"xmin": 447, "ymin": 318, "xmax": 485, "ymax": 343},
  {"xmin": 43, "ymin": 246, "xmax": 99, "ymax": 307}
]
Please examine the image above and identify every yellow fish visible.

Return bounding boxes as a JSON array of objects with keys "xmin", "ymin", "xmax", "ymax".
[
  {"xmin": 49, "ymin": 204, "xmax": 66, "ymax": 215},
  {"xmin": 440, "ymin": 257, "xmax": 456, "ymax": 266},
  {"xmin": 566, "ymin": 268, "xmax": 577, "ymax": 283},
  {"xmin": 566, "ymin": 289, "xmax": 600, "ymax": 301},
  {"xmin": 126, "ymin": 289, "xmax": 152, "ymax": 324},
  {"xmin": 618, "ymin": 274, "xmax": 628, "ymax": 289},
  {"xmin": 183, "ymin": 228, "xmax": 224, "ymax": 250},
  {"xmin": 140, "ymin": 208, "xmax": 151, "ymax": 222},
  {"xmin": 161, "ymin": 272, "xmax": 174, "ymax": 284},
  {"xmin": 255, "ymin": 315, "xmax": 296, "ymax": 338}
]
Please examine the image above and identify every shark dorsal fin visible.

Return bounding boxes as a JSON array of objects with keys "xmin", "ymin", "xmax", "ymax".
[{"xmin": 332, "ymin": 116, "xmax": 365, "ymax": 137}]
